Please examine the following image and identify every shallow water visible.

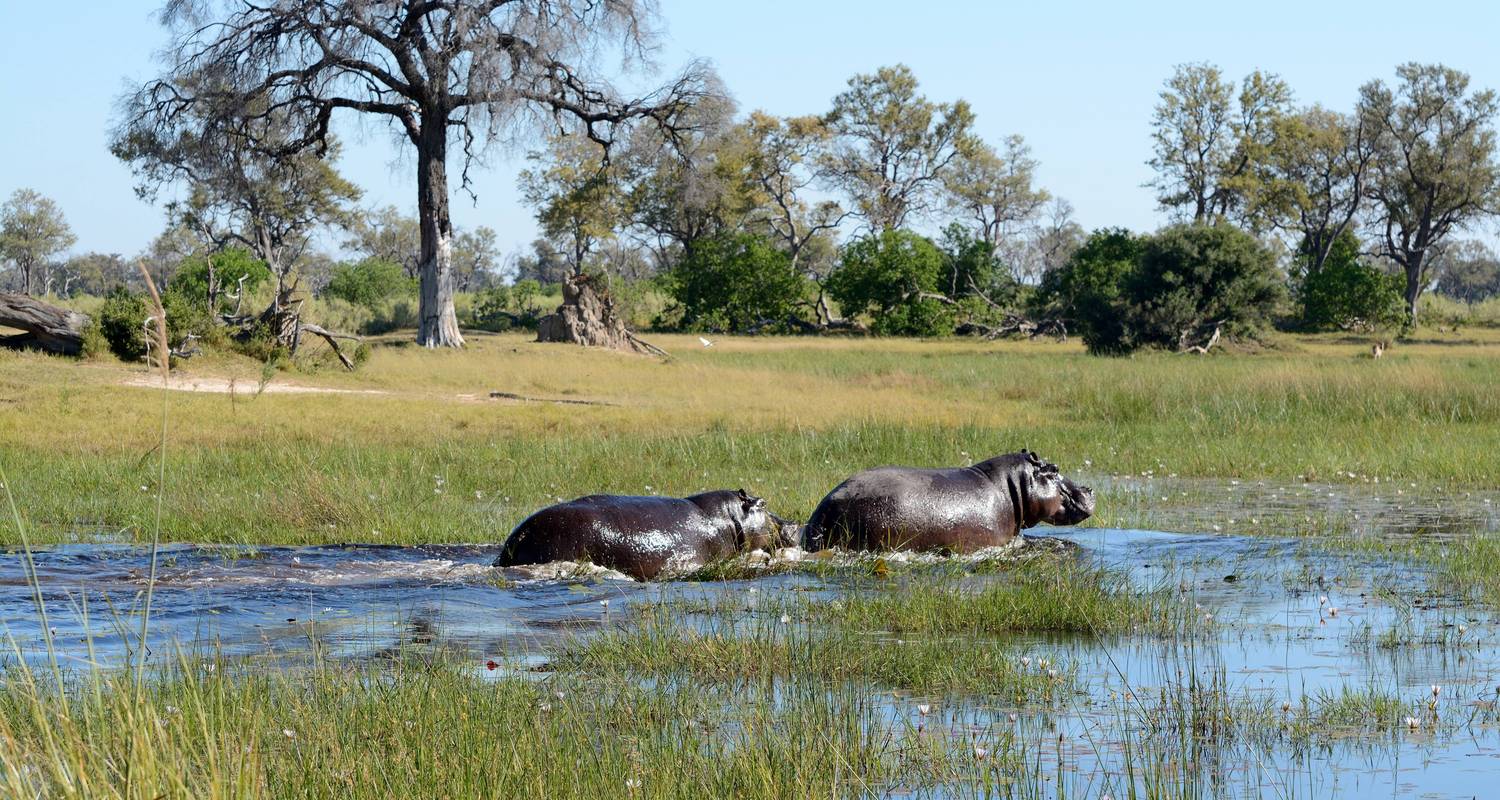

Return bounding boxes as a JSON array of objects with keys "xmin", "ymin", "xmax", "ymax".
[{"xmin": 3, "ymin": 480, "xmax": 1500, "ymax": 798}]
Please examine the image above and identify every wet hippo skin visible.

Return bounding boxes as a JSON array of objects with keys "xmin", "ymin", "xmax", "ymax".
[
  {"xmin": 801, "ymin": 450, "xmax": 1094, "ymax": 552},
  {"xmin": 494, "ymin": 490, "xmax": 792, "ymax": 580}
]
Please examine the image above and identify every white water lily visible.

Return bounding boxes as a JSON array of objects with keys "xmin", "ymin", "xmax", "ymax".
[
  {"xmin": 917, "ymin": 704, "xmax": 930, "ymax": 716},
  {"xmin": 779, "ymin": 614, "xmax": 790, "ymax": 625},
  {"xmin": 1404, "ymin": 716, "xmax": 1420, "ymax": 729}
]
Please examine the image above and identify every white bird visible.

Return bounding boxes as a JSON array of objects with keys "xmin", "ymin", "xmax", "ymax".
[{"xmin": 698, "ymin": 336, "xmax": 714, "ymax": 348}]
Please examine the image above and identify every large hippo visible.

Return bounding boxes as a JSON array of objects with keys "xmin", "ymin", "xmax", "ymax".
[
  {"xmin": 801, "ymin": 450, "xmax": 1094, "ymax": 552},
  {"xmin": 493, "ymin": 490, "xmax": 795, "ymax": 580}
]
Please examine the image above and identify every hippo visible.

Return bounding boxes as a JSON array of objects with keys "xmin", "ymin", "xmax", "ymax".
[
  {"xmin": 493, "ymin": 490, "xmax": 795, "ymax": 580},
  {"xmin": 801, "ymin": 450, "xmax": 1094, "ymax": 552}
]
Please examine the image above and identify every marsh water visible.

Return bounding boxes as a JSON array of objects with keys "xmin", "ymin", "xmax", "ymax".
[{"xmin": 5, "ymin": 477, "xmax": 1500, "ymax": 799}]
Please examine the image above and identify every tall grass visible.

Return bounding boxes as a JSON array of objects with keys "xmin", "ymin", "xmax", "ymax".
[{"xmin": 1, "ymin": 331, "xmax": 1497, "ymax": 545}]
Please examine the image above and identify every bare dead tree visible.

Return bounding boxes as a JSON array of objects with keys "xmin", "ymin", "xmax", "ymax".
[{"xmin": 123, "ymin": 0, "xmax": 717, "ymax": 349}]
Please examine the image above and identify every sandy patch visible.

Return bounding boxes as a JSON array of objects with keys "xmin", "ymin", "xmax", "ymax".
[{"xmin": 121, "ymin": 375, "xmax": 389, "ymax": 396}]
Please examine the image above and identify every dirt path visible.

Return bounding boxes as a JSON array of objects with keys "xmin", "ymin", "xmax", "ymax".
[{"xmin": 120, "ymin": 375, "xmax": 389, "ymax": 396}]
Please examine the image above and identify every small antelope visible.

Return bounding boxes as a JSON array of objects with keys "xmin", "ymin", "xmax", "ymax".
[{"xmin": 1371, "ymin": 341, "xmax": 1386, "ymax": 359}]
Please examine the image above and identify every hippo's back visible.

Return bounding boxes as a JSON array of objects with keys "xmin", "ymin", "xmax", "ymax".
[
  {"xmin": 803, "ymin": 466, "xmax": 1011, "ymax": 552},
  {"xmin": 495, "ymin": 495, "xmax": 715, "ymax": 578}
]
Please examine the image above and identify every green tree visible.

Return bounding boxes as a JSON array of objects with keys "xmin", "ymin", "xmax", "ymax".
[
  {"xmin": 113, "ymin": 106, "xmax": 361, "ymax": 308},
  {"xmin": 667, "ymin": 233, "xmax": 807, "ymax": 332},
  {"xmin": 344, "ymin": 206, "xmax": 420, "ymax": 277},
  {"xmin": 1124, "ymin": 223, "xmax": 1284, "ymax": 352},
  {"xmin": 1358, "ymin": 63, "xmax": 1500, "ymax": 323},
  {"xmin": 1148, "ymin": 63, "xmax": 1293, "ymax": 225},
  {"xmin": 520, "ymin": 134, "xmax": 626, "ymax": 274},
  {"xmin": 168, "ymin": 248, "xmax": 273, "ymax": 312},
  {"xmin": 0, "ymin": 188, "xmax": 76, "ymax": 295},
  {"xmin": 939, "ymin": 224, "xmax": 1018, "ymax": 303},
  {"xmin": 942, "ymin": 135, "xmax": 1048, "ymax": 247},
  {"xmin": 1252, "ymin": 107, "xmax": 1374, "ymax": 278},
  {"xmin": 621, "ymin": 93, "xmax": 763, "ymax": 264},
  {"xmin": 323, "ymin": 259, "xmax": 417, "ymax": 310},
  {"xmin": 1433, "ymin": 240, "xmax": 1500, "ymax": 304},
  {"xmin": 827, "ymin": 229, "xmax": 953, "ymax": 336},
  {"xmin": 1031, "ymin": 228, "xmax": 1145, "ymax": 354},
  {"xmin": 1297, "ymin": 230, "xmax": 1404, "ymax": 331},
  {"xmin": 823, "ymin": 65, "xmax": 977, "ymax": 231}
]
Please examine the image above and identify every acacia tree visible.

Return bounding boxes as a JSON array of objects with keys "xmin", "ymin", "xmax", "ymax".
[
  {"xmin": 619, "ymin": 92, "xmax": 760, "ymax": 267},
  {"xmin": 943, "ymin": 134, "xmax": 1048, "ymax": 249},
  {"xmin": 822, "ymin": 65, "xmax": 977, "ymax": 231},
  {"xmin": 520, "ymin": 133, "xmax": 626, "ymax": 274},
  {"xmin": 1251, "ymin": 106, "xmax": 1374, "ymax": 278},
  {"xmin": 125, "ymin": 0, "xmax": 713, "ymax": 348},
  {"xmin": 742, "ymin": 112, "xmax": 847, "ymax": 324},
  {"xmin": 345, "ymin": 205, "xmax": 421, "ymax": 277},
  {"xmin": 1148, "ymin": 63, "xmax": 1293, "ymax": 225},
  {"xmin": 1358, "ymin": 63, "xmax": 1500, "ymax": 323},
  {"xmin": 113, "ymin": 105, "xmax": 361, "ymax": 308},
  {"xmin": 0, "ymin": 189, "xmax": 76, "ymax": 295}
]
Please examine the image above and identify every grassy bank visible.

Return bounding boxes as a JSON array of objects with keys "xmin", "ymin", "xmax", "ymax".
[{"xmin": 1, "ymin": 329, "xmax": 1497, "ymax": 545}]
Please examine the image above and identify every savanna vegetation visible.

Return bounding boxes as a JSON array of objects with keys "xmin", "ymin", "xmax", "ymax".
[{"xmin": 3, "ymin": 3, "xmax": 1500, "ymax": 799}]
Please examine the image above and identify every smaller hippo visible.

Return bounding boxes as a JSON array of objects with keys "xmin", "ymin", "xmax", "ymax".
[
  {"xmin": 802, "ymin": 450, "xmax": 1094, "ymax": 553},
  {"xmin": 494, "ymin": 490, "xmax": 795, "ymax": 580}
]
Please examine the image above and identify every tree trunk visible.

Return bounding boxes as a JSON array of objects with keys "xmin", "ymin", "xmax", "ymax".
[
  {"xmin": 414, "ymin": 118, "xmax": 464, "ymax": 348},
  {"xmin": 536, "ymin": 273, "xmax": 663, "ymax": 355},
  {"xmin": 0, "ymin": 292, "xmax": 89, "ymax": 354},
  {"xmin": 1404, "ymin": 251, "xmax": 1424, "ymax": 325}
]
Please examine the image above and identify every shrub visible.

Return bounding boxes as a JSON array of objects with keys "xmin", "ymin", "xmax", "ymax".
[
  {"xmin": 1298, "ymin": 231, "xmax": 1405, "ymax": 331},
  {"xmin": 1031, "ymin": 228, "xmax": 1144, "ymax": 354},
  {"xmin": 1119, "ymin": 223, "xmax": 1283, "ymax": 352},
  {"xmin": 469, "ymin": 281, "xmax": 546, "ymax": 332},
  {"xmin": 96, "ymin": 286, "xmax": 148, "ymax": 362},
  {"xmin": 667, "ymin": 233, "xmax": 807, "ymax": 332},
  {"xmin": 94, "ymin": 284, "xmax": 222, "ymax": 362},
  {"xmin": 323, "ymin": 258, "xmax": 415, "ymax": 309},
  {"xmin": 168, "ymin": 248, "xmax": 272, "ymax": 311},
  {"xmin": 828, "ymin": 229, "xmax": 953, "ymax": 337},
  {"xmin": 940, "ymin": 224, "xmax": 1019, "ymax": 306}
]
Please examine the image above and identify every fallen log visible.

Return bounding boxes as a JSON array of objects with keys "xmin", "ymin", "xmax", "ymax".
[{"xmin": 0, "ymin": 293, "xmax": 90, "ymax": 355}]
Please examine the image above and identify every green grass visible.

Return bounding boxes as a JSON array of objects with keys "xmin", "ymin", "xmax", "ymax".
[
  {"xmin": 0, "ymin": 652, "xmax": 1034, "ymax": 800},
  {"xmin": 562, "ymin": 558, "xmax": 1183, "ymax": 699},
  {"xmin": 1, "ymin": 329, "xmax": 1497, "ymax": 546}
]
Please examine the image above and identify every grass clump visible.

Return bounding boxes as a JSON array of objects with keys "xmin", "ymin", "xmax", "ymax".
[{"xmin": 0, "ymin": 651, "xmax": 1034, "ymax": 800}]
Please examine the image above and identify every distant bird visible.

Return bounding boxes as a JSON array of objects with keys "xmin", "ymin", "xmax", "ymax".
[{"xmin": 699, "ymin": 336, "xmax": 714, "ymax": 348}]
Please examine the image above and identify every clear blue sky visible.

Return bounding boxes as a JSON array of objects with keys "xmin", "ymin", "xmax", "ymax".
[{"xmin": 3, "ymin": 0, "xmax": 1498, "ymax": 261}]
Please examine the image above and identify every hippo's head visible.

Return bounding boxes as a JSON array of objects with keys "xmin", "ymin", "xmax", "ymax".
[
  {"xmin": 1015, "ymin": 450, "xmax": 1095, "ymax": 527},
  {"xmin": 729, "ymin": 489, "xmax": 798, "ymax": 551}
]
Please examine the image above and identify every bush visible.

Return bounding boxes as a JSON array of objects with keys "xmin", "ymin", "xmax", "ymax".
[
  {"xmin": 168, "ymin": 248, "xmax": 272, "ymax": 311},
  {"xmin": 468, "ymin": 281, "xmax": 546, "ymax": 332},
  {"xmin": 667, "ymin": 234, "xmax": 807, "ymax": 332},
  {"xmin": 323, "ymin": 258, "xmax": 415, "ymax": 309},
  {"xmin": 1032, "ymin": 224, "xmax": 1282, "ymax": 355},
  {"xmin": 828, "ymin": 229, "xmax": 953, "ymax": 337},
  {"xmin": 96, "ymin": 286, "xmax": 148, "ymax": 362},
  {"xmin": 1031, "ymin": 228, "xmax": 1144, "ymax": 354},
  {"xmin": 1119, "ymin": 223, "xmax": 1284, "ymax": 352},
  {"xmin": 940, "ymin": 224, "xmax": 1019, "ymax": 305},
  {"xmin": 1298, "ymin": 231, "xmax": 1405, "ymax": 331},
  {"xmin": 94, "ymin": 284, "xmax": 222, "ymax": 362}
]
